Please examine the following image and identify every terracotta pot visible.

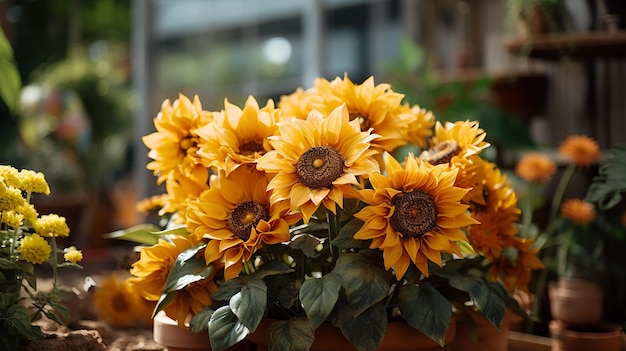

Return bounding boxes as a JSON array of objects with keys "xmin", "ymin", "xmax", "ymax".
[
  {"xmin": 450, "ymin": 309, "xmax": 523, "ymax": 351},
  {"xmin": 247, "ymin": 318, "xmax": 456, "ymax": 351},
  {"xmin": 549, "ymin": 320, "xmax": 625, "ymax": 351},
  {"xmin": 153, "ymin": 311, "xmax": 251, "ymax": 351},
  {"xmin": 548, "ymin": 279, "xmax": 603, "ymax": 326}
]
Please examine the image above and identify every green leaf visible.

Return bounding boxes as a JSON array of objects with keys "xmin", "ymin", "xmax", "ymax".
[
  {"xmin": 334, "ymin": 252, "xmax": 390, "ymax": 317},
  {"xmin": 162, "ymin": 244, "xmax": 212, "ymax": 293},
  {"xmin": 153, "ymin": 291, "xmax": 176, "ymax": 317},
  {"xmin": 0, "ymin": 29, "xmax": 21, "ymax": 114},
  {"xmin": 266, "ymin": 318, "xmax": 314, "ymax": 351},
  {"xmin": 208, "ymin": 306, "xmax": 250, "ymax": 351},
  {"xmin": 338, "ymin": 303, "xmax": 387, "ymax": 351},
  {"xmin": 229, "ymin": 279, "xmax": 267, "ymax": 332},
  {"xmin": 189, "ymin": 307, "xmax": 215, "ymax": 333},
  {"xmin": 248, "ymin": 260, "xmax": 295, "ymax": 280},
  {"xmin": 212, "ymin": 278, "xmax": 244, "ymax": 301},
  {"xmin": 449, "ymin": 273, "xmax": 505, "ymax": 329},
  {"xmin": 151, "ymin": 225, "xmax": 190, "ymax": 237},
  {"xmin": 102, "ymin": 224, "xmax": 162, "ymax": 245},
  {"xmin": 398, "ymin": 283, "xmax": 452, "ymax": 347},
  {"xmin": 300, "ymin": 272, "xmax": 342, "ymax": 328},
  {"xmin": 333, "ymin": 218, "xmax": 369, "ymax": 250}
]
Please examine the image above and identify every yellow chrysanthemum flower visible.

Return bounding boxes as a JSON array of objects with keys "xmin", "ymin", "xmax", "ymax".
[
  {"xmin": 34, "ymin": 214, "xmax": 70, "ymax": 237},
  {"xmin": 186, "ymin": 166, "xmax": 300, "ymax": 280},
  {"xmin": 0, "ymin": 185, "xmax": 26, "ymax": 212},
  {"xmin": 93, "ymin": 273, "xmax": 147, "ymax": 327},
  {"xmin": 560, "ymin": 198, "xmax": 596, "ymax": 225},
  {"xmin": 308, "ymin": 74, "xmax": 410, "ymax": 152},
  {"xmin": 558, "ymin": 135, "xmax": 600, "ymax": 167},
  {"xmin": 353, "ymin": 153, "xmax": 478, "ymax": 279},
  {"xmin": 0, "ymin": 165, "xmax": 20, "ymax": 188},
  {"xmin": 63, "ymin": 246, "xmax": 83, "ymax": 263},
  {"xmin": 18, "ymin": 234, "xmax": 51, "ymax": 264},
  {"xmin": 16, "ymin": 202, "xmax": 39, "ymax": 225},
  {"xmin": 142, "ymin": 94, "xmax": 212, "ymax": 185},
  {"xmin": 17, "ymin": 169, "xmax": 50, "ymax": 194},
  {"xmin": 196, "ymin": 96, "xmax": 279, "ymax": 176},
  {"xmin": 1, "ymin": 210, "xmax": 24, "ymax": 229},
  {"xmin": 257, "ymin": 104, "xmax": 380, "ymax": 223},
  {"xmin": 515, "ymin": 152, "xmax": 557, "ymax": 183}
]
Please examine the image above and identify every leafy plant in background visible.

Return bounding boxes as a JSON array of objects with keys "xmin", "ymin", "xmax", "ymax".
[
  {"xmin": 0, "ymin": 166, "xmax": 83, "ymax": 350},
  {"xmin": 385, "ymin": 37, "xmax": 536, "ymax": 162}
]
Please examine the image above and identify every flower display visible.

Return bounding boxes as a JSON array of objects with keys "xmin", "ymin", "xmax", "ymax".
[
  {"xmin": 120, "ymin": 75, "xmax": 544, "ymax": 351},
  {"xmin": 515, "ymin": 136, "xmax": 625, "ymax": 281},
  {"xmin": 0, "ymin": 165, "xmax": 83, "ymax": 350}
]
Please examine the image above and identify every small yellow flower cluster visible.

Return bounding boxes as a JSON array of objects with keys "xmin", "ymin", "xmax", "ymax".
[
  {"xmin": 18, "ymin": 233, "xmax": 52, "ymax": 264},
  {"xmin": 35, "ymin": 214, "xmax": 70, "ymax": 238},
  {"xmin": 64, "ymin": 246, "xmax": 83, "ymax": 263}
]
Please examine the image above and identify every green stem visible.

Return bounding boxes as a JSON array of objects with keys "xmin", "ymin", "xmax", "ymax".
[
  {"xmin": 50, "ymin": 236, "xmax": 58, "ymax": 286},
  {"xmin": 327, "ymin": 209, "xmax": 340, "ymax": 263},
  {"xmin": 545, "ymin": 162, "xmax": 576, "ymax": 237}
]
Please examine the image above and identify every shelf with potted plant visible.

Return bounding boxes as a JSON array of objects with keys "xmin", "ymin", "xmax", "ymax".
[{"xmin": 513, "ymin": 137, "xmax": 626, "ymax": 351}]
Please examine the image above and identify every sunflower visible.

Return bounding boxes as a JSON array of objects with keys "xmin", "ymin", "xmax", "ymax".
[
  {"xmin": 196, "ymin": 96, "xmax": 279, "ymax": 176},
  {"xmin": 353, "ymin": 153, "xmax": 478, "ymax": 279},
  {"xmin": 515, "ymin": 152, "xmax": 557, "ymax": 183},
  {"xmin": 128, "ymin": 235, "xmax": 221, "ymax": 326},
  {"xmin": 467, "ymin": 211, "xmax": 505, "ymax": 261},
  {"xmin": 399, "ymin": 103, "xmax": 435, "ymax": 148},
  {"xmin": 93, "ymin": 273, "xmax": 146, "ymax": 328},
  {"xmin": 278, "ymin": 87, "xmax": 316, "ymax": 120},
  {"xmin": 256, "ymin": 104, "xmax": 380, "ymax": 223},
  {"xmin": 488, "ymin": 236, "xmax": 544, "ymax": 292},
  {"xmin": 185, "ymin": 166, "xmax": 300, "ymax": 280},
  {"xmin": 129, "ymin": 235, "xmax": 201, "ymax": 300},
  {"xmin": 560, "ymin": 198, "xmax": 596, "ymax": 225},
  {"xmin": 160, "ymin": 173, "xmax": 210, "ymax": 223},
  {"xmin": 142, "ymin": 94, "xmax": 212, "ymax": 185},
  {"xmin": 420, "ymin": 120, "xmax": 490, "ymax": 166},
  {"xmin": 307, "ymin": 74, "xmax": 410, "ymax": 153},
  {"xmin": 558, "ymin": 135, "xmax": 600, "ymax": 167}
]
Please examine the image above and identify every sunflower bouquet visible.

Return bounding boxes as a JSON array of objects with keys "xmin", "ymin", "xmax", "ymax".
[
  {"xmin": 0, "ymin": 165, "xmax": 83, "ymax": 350},
  {"xmin": 119, "ymin": 74, "xmax": 543, "ymax": 351}
]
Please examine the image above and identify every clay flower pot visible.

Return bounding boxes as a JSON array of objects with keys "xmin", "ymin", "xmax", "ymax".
[
  {"xmin": 549, "ymin": 320, "xmax": 625, "ymax": 351},
  {"xmin": 548, "ymin": 278, "xmax": 603, "ymax": 326},
  {"xmin": 247, "ymin": 318, "xmax": 456, "ymax": 351}
]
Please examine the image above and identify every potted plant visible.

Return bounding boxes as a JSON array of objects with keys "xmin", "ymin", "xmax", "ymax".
[
  {"xmin": 112, "ymin": 75, "xmax": 543, "ymax": 351},
  {"xmin": 507, "ymin": 0, "xmax": 566, "ymax": 38}
]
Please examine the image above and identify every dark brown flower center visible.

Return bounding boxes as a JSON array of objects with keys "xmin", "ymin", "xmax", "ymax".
[
  {"xmin": 390, "ymin": 190, "xmax": 438, "ymax": 238},
  {"xmin": 349, "ymin": 112, "xmax": 372, "ymax": 132},
  {"xmin": 420, "ymin": 140, "xmax": 461, "ymax": 165},
  {"xmin": 240, "ymin": 139, "xmax": 265, "ymax": 156},
  {"xmin": 112, "ymin": 292, "xmax": 130, "ymax": 311},
  {"xmin": 296, "ymin": 146, "xmax": 344, "ymax": 189},
  {"xmin": 229, "ymin": 200, "xmax": 269, "ymax": 241}
]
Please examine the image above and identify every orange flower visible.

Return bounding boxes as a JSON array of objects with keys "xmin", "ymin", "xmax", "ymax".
[
  {"xmin": 560, "ymin": 199, "xmax": 596, "ymax": 225},
  {"xmin": 515, "ymin": 152, "xmax": 557, "ymax": 183},
  {"xmin": 558, "ymin": 135, "xmax": 600, "ymax": 167}
]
